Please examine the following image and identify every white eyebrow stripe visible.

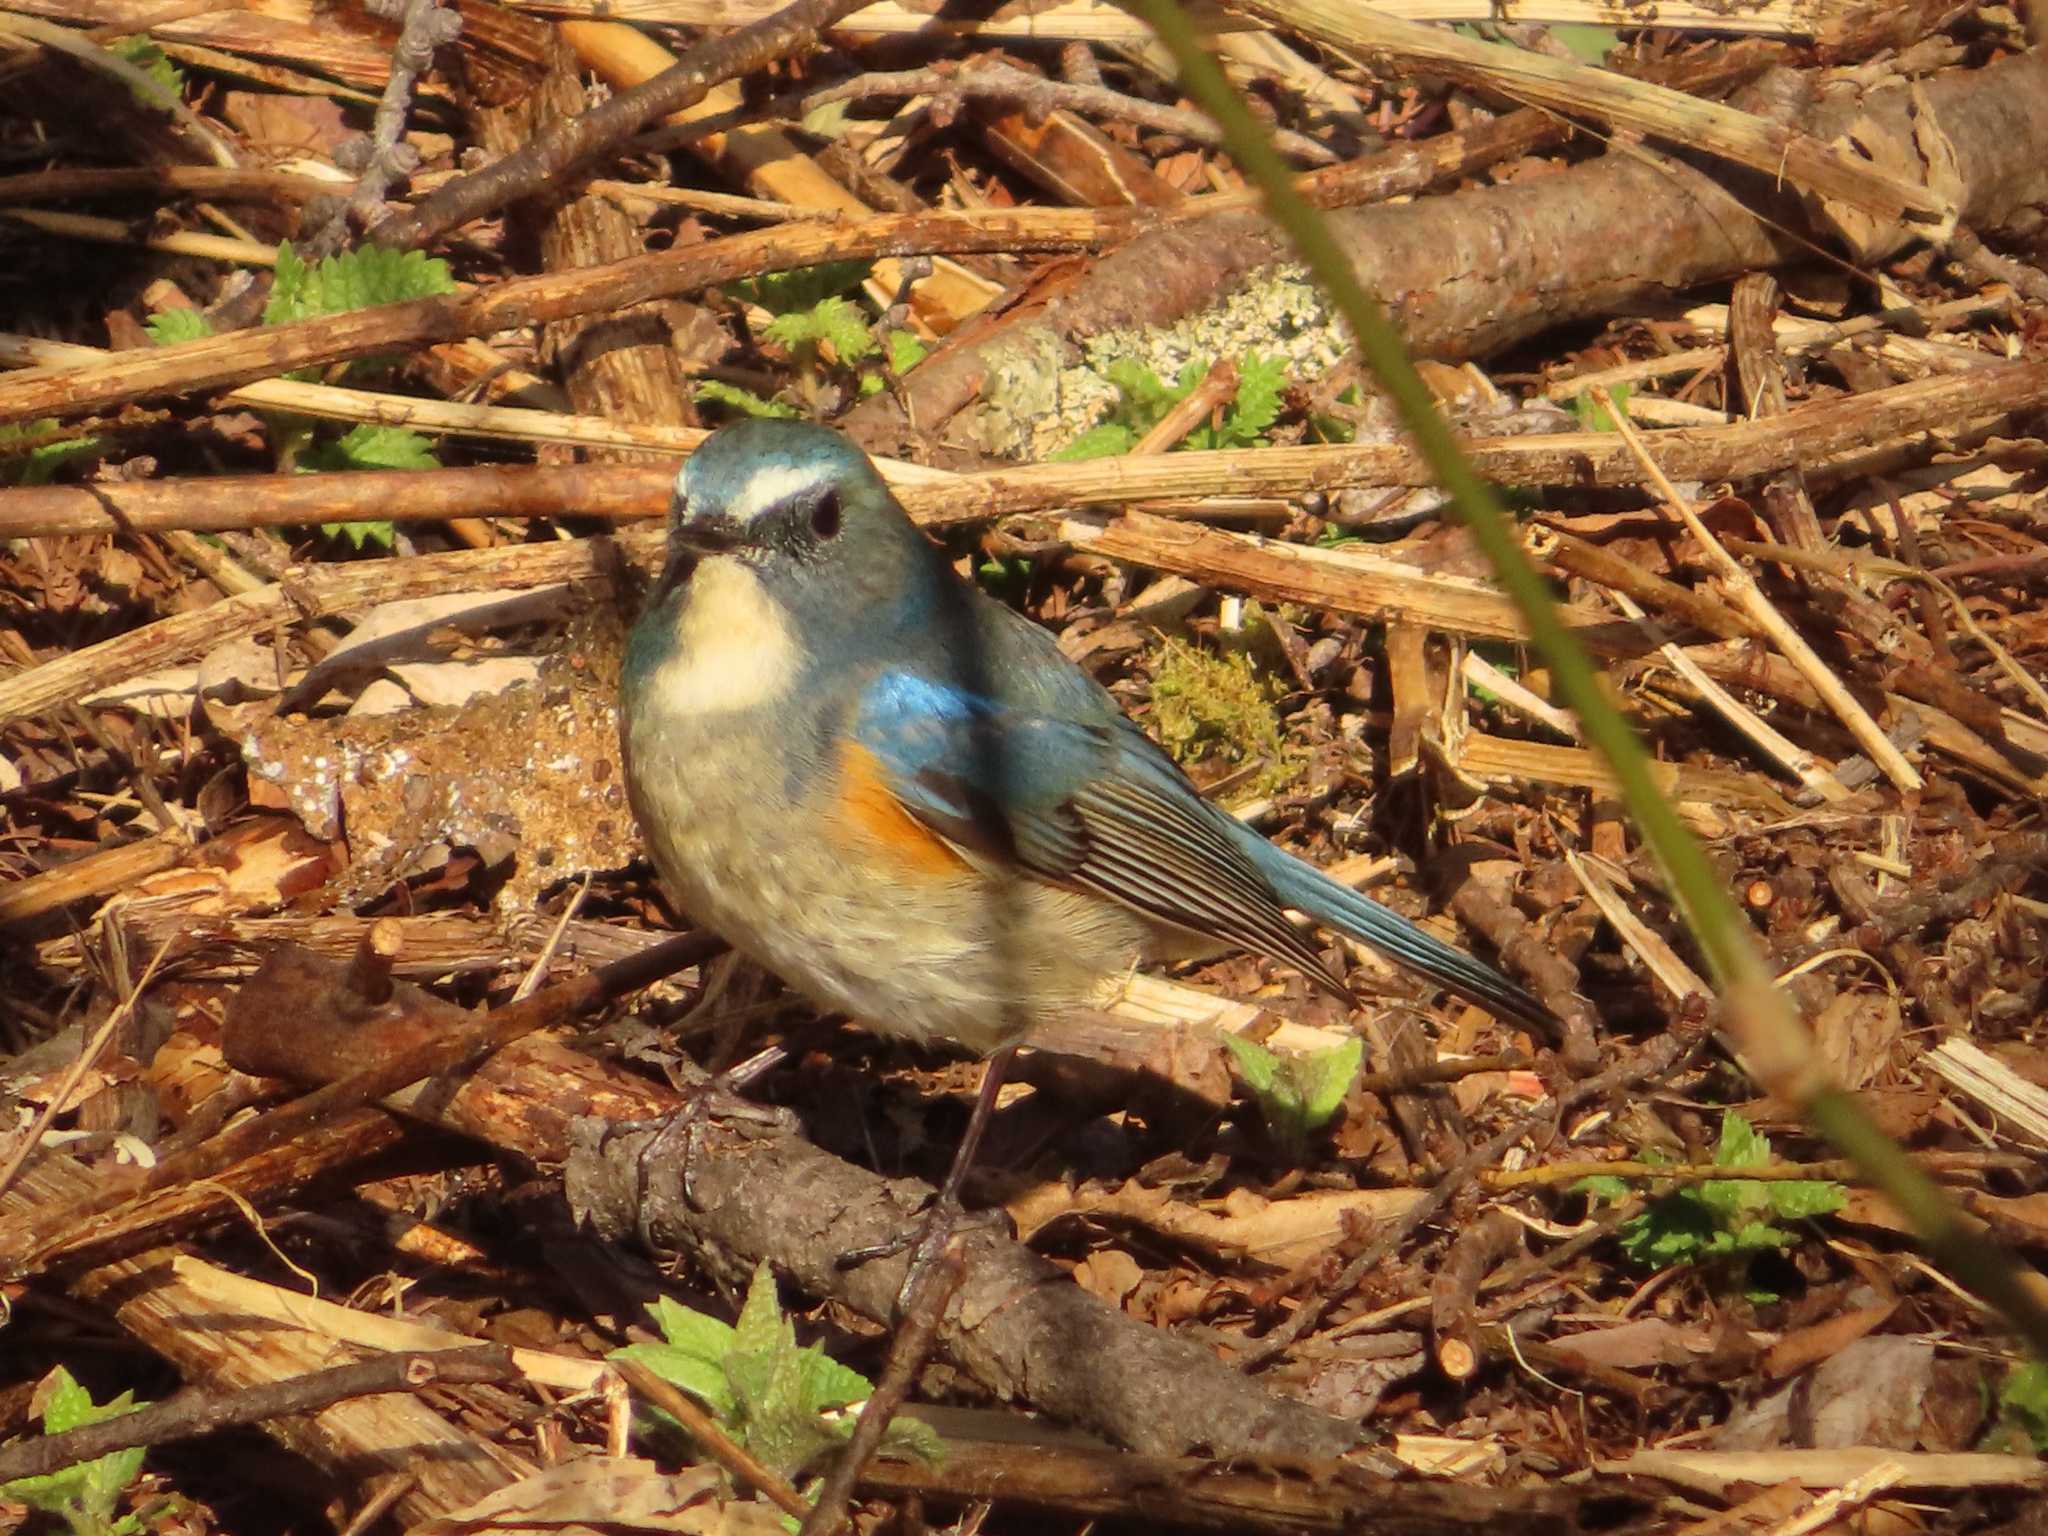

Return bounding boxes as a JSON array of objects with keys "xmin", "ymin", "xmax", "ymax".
[{"xmin": 723, "ymin": 462, "xmax": 827, "ymax": 524}]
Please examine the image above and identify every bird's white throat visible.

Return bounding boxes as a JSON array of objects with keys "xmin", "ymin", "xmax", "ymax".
[{"xmin": 646, "ymin": 555, "xmax": 799, "ymax": 714}]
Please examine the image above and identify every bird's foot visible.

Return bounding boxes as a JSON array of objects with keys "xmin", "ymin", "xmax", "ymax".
[
  {"xmin": 836, "ymin": 1194, "xmax": 1010, "ymax": 1319},
  {"xmin": 616, "ymin": 1047, "xmax": 792, "ymax": 1205}
]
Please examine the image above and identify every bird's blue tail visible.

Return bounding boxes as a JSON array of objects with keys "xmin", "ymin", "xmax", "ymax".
[{"xmin": 1243, "ymin": 836, "xmax": 1556, "ymax": 1033}]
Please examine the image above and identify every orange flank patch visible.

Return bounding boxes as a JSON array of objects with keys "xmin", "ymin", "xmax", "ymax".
[{"xmin": 832, "ymin": 740, "xmax": 969, "ymax": 876}]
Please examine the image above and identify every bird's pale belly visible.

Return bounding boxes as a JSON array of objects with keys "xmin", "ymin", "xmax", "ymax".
[{"xmin": 625, "ymin": 710, "xmax": 1145, "ymax": 1056}]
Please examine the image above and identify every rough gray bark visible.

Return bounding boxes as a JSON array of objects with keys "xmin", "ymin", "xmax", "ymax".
[
  {"xmin": 847, "ymin": 50, "xmax": 2048, "ymax": 460},
  {"xmin": 532, "ymin": 1040, "xmax": 1367, "ymax": 1460}
]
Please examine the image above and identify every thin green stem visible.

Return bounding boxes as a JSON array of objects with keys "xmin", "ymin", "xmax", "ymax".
[{"xmin": 1131, "ymin": 0, "xmax": 2048, "ymax": 1355}]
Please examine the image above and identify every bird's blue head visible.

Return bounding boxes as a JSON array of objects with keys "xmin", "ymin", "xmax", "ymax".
[
  {"xmin": 627, "ymin": 420, "xmax": 946, "ymax": 704},
  {"xmin": 656, "ymin": 419, "xmax": 923, "ymax": 594}
]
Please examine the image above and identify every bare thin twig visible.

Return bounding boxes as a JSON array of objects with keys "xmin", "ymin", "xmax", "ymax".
[
  {"xmin": 0, "ymin": 938, "xmax": 174, "ymax": 1202},
  {"xmin": 370, "ymin": 0, "xmax": 878, "ymax": 249},
  {"xmin": 1592, "ymin": 385, "xmax": 1925, "ymax": 793},
  {"xmin": 3, "ymin": 931, "xmax": 724, "ymax": 1278},
  {"xmin": 610, "ymin": 1358, "xmax": 809, "ymax": 1520},
  {"xmin": 0, "ymin": 1348, "xmax": 517, "ymax": 1484},
  {"xmin": 807, "ymin": 61, "xmax": 1338, "ymax": 165},
  {"xmin": 306, "ymin": 0, "xmax": 462, "ymax": 256},
  {"xmin": 799, "ymin": 1243, "xmax": 964, "ymax": 1536},
  {"xmin": 1236, "ymin": 1028, "xmax": 1702, "ymax": 1370}
]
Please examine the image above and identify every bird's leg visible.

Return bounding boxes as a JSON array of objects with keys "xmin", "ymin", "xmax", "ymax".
[
  {"xmin": 837, "ymin": 1044, "xmax": 1018, "ymax": 1312},
  {"xmin": 935, "ymin": 1042, "xmax": 1013, "ymax": 1209}
]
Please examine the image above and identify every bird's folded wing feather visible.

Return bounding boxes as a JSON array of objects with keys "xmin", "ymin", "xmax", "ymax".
[{"xmin": 852, "ymin": 671, "xmax": 1346, "ymax": 993}]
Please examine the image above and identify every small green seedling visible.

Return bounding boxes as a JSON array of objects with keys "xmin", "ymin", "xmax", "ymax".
[
  {"xmin": 612, "ymin": 1261, "xmax": 941, "ymax": 1484},
  {"xmin": 146, "ymin": 242, "xmax": 456, "ymax": 547},
  {"xmin": 695, "ymin": 379, "xmax": 803, "ymax": 420},
  {"xmin": 1579, "ymin": 1110, "xmax": 1844, "ymax": 1300},
  {"xmin": 1221, "ymin": 1031, "xmax": 1363, "ymax": 1159},
  {"xmin": 706, "ymin": 262, "xmax": 925, "ymax": 415},
  {"xmin": 262, "ymin": 242, "xmax": 456, "ymax": 328},
  {"xmin": 0, "ymin": 1367, "xmax": 150, "ymax": 1536},
  {"xmin": 0, "ymin": 420, "xmax": 100, "ymax": 487},
  {"xmin": 1054, "ymin": 353, "xmax": 1286, "ymax": 461},
  {"xmin": 1564, "ymin": 381, "xmax": 1632, "ymax": 433},
  {"xmin": 142, "ymin": 309, "xmax": 211, "ymax": 346},
  {"xmin": 108, "ymin": 37, "xmax": 182, "ymax": 108},
  {"xmin": 762, "ymin": 293, "xmax": 874, "ymax": 370},
  {"xmin": 1987, "ymin": 1360, "xmax": 2048, "ymax": 1453}
]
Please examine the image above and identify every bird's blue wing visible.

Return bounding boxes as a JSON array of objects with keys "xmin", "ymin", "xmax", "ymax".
[{"xmin": 852, "ymin": 671, "xmax": 1348, "ymax": 993}]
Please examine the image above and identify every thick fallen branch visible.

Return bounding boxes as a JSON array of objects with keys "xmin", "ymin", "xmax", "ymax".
[
  {"xmin": 856, "ymin": 1438, "xmax": 1599, "ymax": 1534},
  {"xmin": 853, "ymin": 47, "xmax": 2048, "ymax": 453},
  {"xmin": 247, "ymin": 944, "xmax": 1366, "ymax": 1459},
  {"xmin": 6, "ymin": 351, "xmax": 2043, "ymax": 732},
  {"xmin": 2, "ymin": 352, "xmax": 2043, "ymax": 544},
  {"xmin": 562, "ymin": 1051, "xmax": 1365, "ymax": 1459},
  {"xmin": 0, "ymin": 208, "xmax": 1135, "ymax": 426}
]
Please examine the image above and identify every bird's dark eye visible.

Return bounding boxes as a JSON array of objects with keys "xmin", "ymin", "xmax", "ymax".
[{"xmin": 810, "ymin": 489, "xmax": 842, "ymax": 540}]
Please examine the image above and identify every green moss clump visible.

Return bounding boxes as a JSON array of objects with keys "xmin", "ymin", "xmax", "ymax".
[{"xmin": 1148, "ymin": 639, "xmax": 1303, "ymax": 799}]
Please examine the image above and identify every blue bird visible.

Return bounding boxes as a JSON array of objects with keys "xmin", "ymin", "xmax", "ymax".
[{"xmin": 621, "ymin": 419, "xmax": 1553, "ymax": 1213}]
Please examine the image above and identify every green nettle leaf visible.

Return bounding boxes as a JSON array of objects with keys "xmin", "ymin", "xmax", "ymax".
[
  {"xmin": 318, "ymin": 521, "xmax": 397, "ymax": 550},
  {"xmin": 109, "ymin": 36, "xmax": 183, "ymax": 108},
  {"xmin": 145, "ymin": 308, "xmax": 213, "ymax": 345},
  {"xmin": 610, "ymin": 1342, "xmax": 737, "ymax": 1420},
  {"xmin": 1768, "ymin": 1178, "xmax": 1846, "ymax": 1220},
  {"xmin": 1222, "ymin": 1032, "xmax": 1360, "ymax": 1159},
  {"xmin": 1051, "ymin": 422, "xmax": 1135, "ymax": 462},
  {"xmin": 264, "ymin": 243, "xmax": 456, "ymax": 326},
  {"xmin": 309, "ymin": 425, "xmax": 440, "ymax": 473},
  {"xmin": 1187, "ymin": 351, "xmax": 1287, "ymax": 451},
  {"xmin": 1, "ymin": 1367, "xmax": 150, "ymax": 1536},
  {"xmin": 877, "ymin": 1411, "xmax": 945, "ymax": 1466},
  {"xmin": 1590, "ymin": 1111, "xmax": 1844, "ymax": 1288},
  {"xmin": 0, "ymin": 420, "xmax": 100, "ymax": 486},
  {"xmin": 696, "ymin": 379, "xmax": 802, "ymax": 419},
  {"xmin": 1566, "ymin": 381, "xmax": 1632, "ymax": 432},
  {"xmin": 813, "ymin": 297, "xmax": 877, "ymax": 361},
  {"xmin": 1296, "ymin": 1037, "xmax": 1364, "ymax": 1127},
  {"xmin": 1233, "ymin": 352, "xmax": 1286, "ymax": 436},
  {"xmin": 1995, "ymin": 1362, "xmax": 2048, "ymax": 1453},
  {"xmin": 733, "ymin": 1262, "xmax": 789, "ymax": 1357},
  {"xmin": 1715, "ymin": 1110, "xmax": 1770, "ymax": 1168},
  {"xmin": 612, "ymin": 1262, "xmax": 940, "ymax": 1487},
  {"xmin": 728, "ymin": 261, "xmax": 872, "ymax": 316},
  {"xmin": 762, "ymin": 297, "xmax": 876, "ymax": 362},
  {"xmin": 296, "ymin": 426, "xmax": 435, "ymax": 549},
  {"xmin": 268, "ymin": 241, "xmax": 313, "ymax": 321},
  {"xmin": 1552, "ymin": 23, "xmax": 1620, "ymax": 65},
  {"xmin": 1219, "ymin": 1031, "xmax": 1282, "ymax": 1099},
  {"xmin": 1104, "ymin": 358, "xmax": 1178, "ymax": 420},
  {"xmin": 1062, "ymin": 352, "xmax": 1291, "ymax": 461},
  {"xmin": 650, "ymin": 1295, "xmax": 738, "ymax": 1359},
  {"xmin": 887, "ymin": 330, "xmax": 929, "ymax": 374}
]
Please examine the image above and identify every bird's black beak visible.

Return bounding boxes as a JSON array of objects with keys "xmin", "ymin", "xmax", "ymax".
[
  {"xmin": 653, "ymin": 515, "xmax": 743, "ymax": 600},
  {"xmin": 670, "ymin": 518, "xmax": 742, "ymax": 556}
]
